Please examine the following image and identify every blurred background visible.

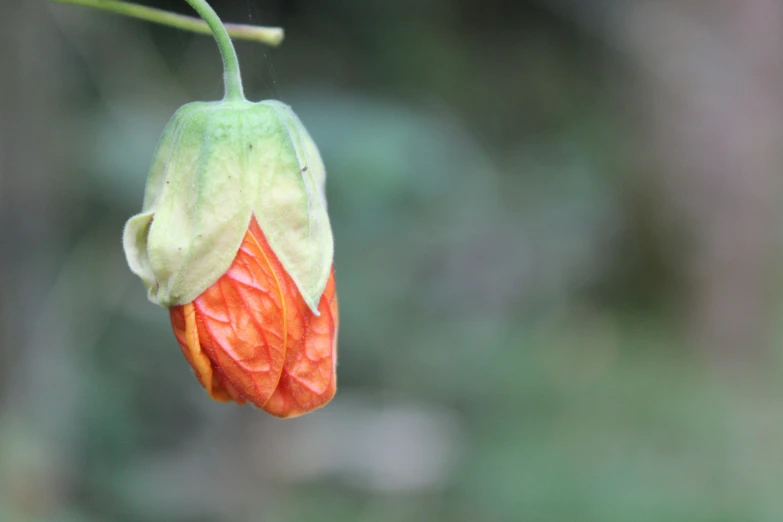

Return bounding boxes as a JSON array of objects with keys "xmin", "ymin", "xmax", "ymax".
[{"xmin": 2, "ymin": 0, "xmax": 783, "ymax": 520}]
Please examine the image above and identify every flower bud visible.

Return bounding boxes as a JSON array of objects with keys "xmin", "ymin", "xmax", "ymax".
[{"xmin": 123, "ymin": 99, "xmax": 337, "ymax": 416}]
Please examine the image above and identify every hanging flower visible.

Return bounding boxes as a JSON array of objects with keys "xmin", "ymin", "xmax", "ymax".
[{"xmin": 123, "ymin": 100, "xmax": 338, "ymax": 417}]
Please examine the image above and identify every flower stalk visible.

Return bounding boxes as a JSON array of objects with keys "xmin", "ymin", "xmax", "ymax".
[{"xmin": 182, "ymin": 0, "xmax": 244, "ymax": 100}]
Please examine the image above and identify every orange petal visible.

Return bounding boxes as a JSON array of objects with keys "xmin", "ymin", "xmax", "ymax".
[
  {"xmin": 191, "ymin": 217, "xmax": 289, "ymax": 408},
  {"xmin": 169, "ymin": 303, "xmax": 233, "ymax": 402},
  {"xmin": 262, "ymin": 270, "xmax": 338, "ymax": 418},
  {"xmin": 249, "ymin": 217, "xmax": 338, "ymax": 417},
  {"xmin": 169, "ymin": 216, "xmax": 338, "ymax": 415}
]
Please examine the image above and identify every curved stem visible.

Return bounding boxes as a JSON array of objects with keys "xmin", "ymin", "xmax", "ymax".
[
  {"xmin": 183, "ymin": 0, "xmax": 244, "ymax": 101},
  {"xmin": 47, "ymin": 0, "xmax": 284, "ymax": 47}
]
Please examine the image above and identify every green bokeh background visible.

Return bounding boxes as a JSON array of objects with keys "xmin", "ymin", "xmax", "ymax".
[{"xmin": 3, "ymin": 1, "xmax": 783, "ymax": 521}]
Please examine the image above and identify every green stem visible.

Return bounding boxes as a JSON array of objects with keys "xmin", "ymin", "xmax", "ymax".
[
  {"xmin": 47, "ymin": 0, "xmax": 284, "ymax": 47},
  {"xmin": 182, "ymin": 0, "xmax": 244, "ymax": 100}
]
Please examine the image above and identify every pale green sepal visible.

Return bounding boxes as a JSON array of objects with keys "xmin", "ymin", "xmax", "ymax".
[
  {"xmin": 123, "ymin": 102, "xmax": 257, "ymax": 307},
  {"xmin": 122, "ymin": 99, "xmax": 333, "ymax": 312},
  {"xmin": 254, "ymin": 100, "xmax": 333, "ymax": 314},
  {"xmin": 123, "ymin": 210, "xmax": 156, "ymax": 294},
  {"xmin": 147, "ymin": 103, "xmax": 256, "ymax": 306},
  {"xmin": 123, "ymin": 102, "xmax": 207, "ymax": 304},
  {"xmin": 142, "ymin": 102, "xmax": 208, "ymax": 211}
]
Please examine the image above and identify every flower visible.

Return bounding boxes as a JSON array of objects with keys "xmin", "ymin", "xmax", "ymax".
[{"xmin": 123, "ymin": 99, "xmax": 337, "ymax": 417}]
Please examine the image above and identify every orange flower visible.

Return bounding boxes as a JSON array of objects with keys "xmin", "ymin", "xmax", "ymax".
[
  {"xmin": 123, "ymin": 98, "xmax": 336, "ymax": 417},
  {"xmin": 120, "ymin": 0, "xmax": 337, "ymax": 419},
  {"xmin": 169, "ymin": 217, "xmax": 338, "ymax": 418}
]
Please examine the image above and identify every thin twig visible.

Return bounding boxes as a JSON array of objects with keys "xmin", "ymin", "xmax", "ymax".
[{"xmin": 47, "ymin": 0, "xmax": 284, "ymax": 47}]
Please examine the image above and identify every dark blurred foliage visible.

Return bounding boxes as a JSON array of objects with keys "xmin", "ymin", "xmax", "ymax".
[{"xmin": 2, "ymin": 1, "xmax": 783, "ymax": 521}]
